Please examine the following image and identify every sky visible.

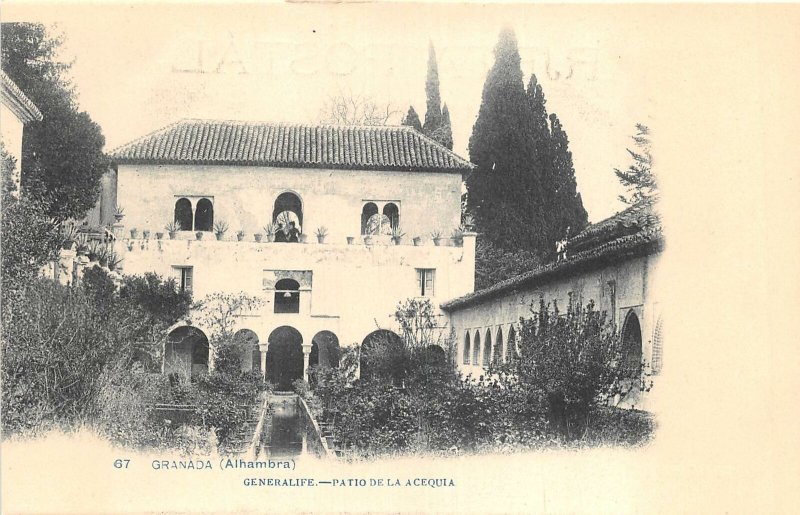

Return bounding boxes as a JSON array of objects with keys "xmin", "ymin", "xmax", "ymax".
[{"xmin": 4, "ymin": 3, "xmax": 657, "ymax": 222}]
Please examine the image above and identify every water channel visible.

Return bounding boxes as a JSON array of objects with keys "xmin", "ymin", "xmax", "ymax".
[{"xmin": 256, "ymin": 395, "xmax": 327, "ymax": 459}]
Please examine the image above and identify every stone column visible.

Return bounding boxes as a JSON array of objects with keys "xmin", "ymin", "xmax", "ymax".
[
  {"xmin": 301, "ymin": 343, "xmax": 313, "ymax": 382},
  {"xmin": 259, "ymin": 344, "xmax": 268, "ymax": 382}
]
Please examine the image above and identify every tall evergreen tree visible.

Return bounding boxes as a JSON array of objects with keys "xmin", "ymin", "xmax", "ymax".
[
  {"xmin": 1, "ymin": 23, "xmax": 109, "ymax": 221},
  {"xmin": 422, "ymin": 42, "xmax": 443, "ymax": 135},
  {"xmin": 467, "ymin": 28, "xmax": 542, "ymax": 251},
  {"xmin": 548, "ymin": 113, "xmax": 588, "ymax": 241},
  {"xmin": 438, "ymin": 104, "xmax": 454, "ymax": 150},
  {"xmin": 615, "ymin": 123, "xmax": 656, "ymax": 205},
  {"xmin": 401, "ymin": 106, "xmax": 423, "ymax": 132}
]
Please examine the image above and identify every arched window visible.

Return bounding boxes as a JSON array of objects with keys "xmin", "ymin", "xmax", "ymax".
[
  {"xmin": 383, "ymin": 203, "xmax": 400, "ymax": 230},
  {"xmin": 622, "ymin": 310, "xmax": 643, "ymax": 372},
  {"xmin": 174, "ymin": 198, "xmax": 193, "ymax": 231},
  {"xmin": 361, "ymin": 203, "xmax": 378, "ymax": 235},
  {"xmin": 273, "ymin": 192, "xmax": 303, "ymax": 232},
  {"xmin": 360, "ymin": 330, "xmax": 404, "ymax": 383},
  {"xmin": 508, "ymin": 326, "xmax": 517, "ymax": 358},
  {"xmin": 310, "ymin": 331, "xmax": 340, "ymax": 369},
  {"xmin": 495, "ymin": 327, "xmax": 504, "ymax": 364},
  {"xmin": 166, "ymin": 326, "xmax": 208, "ymax": 378},
  {"xmin": 463, "ymin": 332, "xmax": 471, "ymax": 365},
  {"xmin": 483, "ymin": 329, "xmax": 492, "ymax": 367},
  {"xmin": 234, "ymin": 329, "xmax": 260, "ymax": 373},
  {"xmin": 274, "ymin": 279, "xmax": 300, "ymax": 314},
  {"xmin": 472, "ymin": 331, "xmax": 481, "ymax": 365},
  {"xmin": 195, "ymin": 198, "xmax": 214, "ymax": 231}
]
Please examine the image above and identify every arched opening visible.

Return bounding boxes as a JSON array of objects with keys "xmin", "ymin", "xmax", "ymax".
[
  {"xmin": 495, "ymin": 327, "xmax": 504, "ymax": 364},
  {"xmin": 273, "ymin": 192, "xmax": 303, "ymax": 232},
  {"xmin": 472, "ymin": 330, "xmax": 481, "ymax": 365},
  {"xmin": 360, "ymin": 329, "xmax": 405, "ymax": 383},
  {"xmin": 361, "ymin": 203, "xmax": 378, "ymax": 235},
  {"xmin": 194, "ymin": 198, "xmax": 214, "ymax": 231},
  {"xmin": 483, "ymin": 329, "xmax": 492, "ymax": 367},
  {"xmin": 422, "ymin": 344, "xmax": 447, "ymax": 368},
  {"xmin": 508, "ymin": 326, "xmax": 517, "ymax": 358},
  {"xmin": 274, "ymin": 279, "xmax": 300, "ymax": 314},
  {"xmin": 310, "ymin": 331, "xmax": 340, "ymax": 368},
  {"xmin": 266, "ymin": 326, "xmax": 304, "ymax": 391},
  {"xmin": 174, "ymin": 198, "xmax": 193, "ymax": 231},
  {"xmin": 234, "ymin": 329, "xmax": 260, "ymax": 373},
  {"xmin": 463, "ymin": 332, "xmax": 471, "ymax": 365},
  {"xmin": 165, "ymin": 326, "xmax": 209, "ymax": 378},
  {"xmin": 652, "ymin": 316, "xmax": 663, "ymax": 375},
  {"xmin": 382, "ymin": 203, "xmax": 399, "ymax": 230},
  {"xmin": 622, "ymin": 310, "xmax": 643, "ymax": 372}
]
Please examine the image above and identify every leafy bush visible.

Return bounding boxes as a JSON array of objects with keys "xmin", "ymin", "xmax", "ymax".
[{"xmin": 510, "ymin": 300, "xmax": 650, "ymax": 439}]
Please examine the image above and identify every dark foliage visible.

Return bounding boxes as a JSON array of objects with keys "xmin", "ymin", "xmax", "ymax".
[
  {"xmin": 467, "ymin": 29, "xmax": 587, "ymax": 262},
  {"xmin": 401, "ymin": 106, "xmax": 423, "ymax": 132},
  {"xmin": 473, "ymin": 238, "xmax": 542, "ymax": 290},
  {"xmin": 118, "ymin": 273, "xmax": 192, "ymax": 327},
  {"xmin": 1, "ymin": 22, "xmax": 109, "ymax": 220}
]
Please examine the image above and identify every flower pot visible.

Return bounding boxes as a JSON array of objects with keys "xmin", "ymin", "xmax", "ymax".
[
  {"xmin": 130, "ymin": 229, "xmax": 138, "ymax": 239},
  {"xmin": 363, "ymin": 235, "xmax": 373, "ymax": 245},
  {"xmin": 142, "ymin": 230, "xmax": 150, "ymax": 239},
  {"xmin": 195, "ymin": 232, "xmax": 204, "ymax": 240},
  {"xmin": 237, "ymin": 233, "xmax": 245, "ymax": 241},
  {"xmin": 254, "ymin": 233, "xmax": 263, "ymax": 242},
  {"xmin": 392, "ymin": 236, "xmax": 403, "ymax": 245},
  {"xmin": 215, "ymin": 233, "xmax": 224, "ymax": 241},
  {"xmin": 299, "ymin": 234, "xmax": 308, "ymax": 243},
  {"xmin": 317, "ymin": 235, "xmax": 326, "ymax": 244},
  {"xmin": 433, "ymin": 237, "xmax": 443, "ymax": 246},
  {"xmin": 412, "ymin": 237, "xmax": 422, "ymax": 246},
  {"xmin": 114, "ymin": 214, "xmax": 124, "ymax": 222},
  {"xmin": 266, "ymin": 234, "xmax": 274, "ymax": 242},
  {"xmin": 168, "ymin": 231, "xmax": 176, "ymax": 240},
  {"xmin": 346, "ymin": 236, "xmax": 355, "ymax": 245},
  {"xmin": 156, "ymin": 232, "xmax": 164, "ymax": 240}
]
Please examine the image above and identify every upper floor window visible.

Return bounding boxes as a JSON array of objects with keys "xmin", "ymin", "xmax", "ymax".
[
  {"xmin": 273, "ymin": 192, "xmax": 303, "ymax": 238},
  {"xmin": 173, "ymin": 266, "xmax": 193, "ymax": 294},
  {"xmin": 174, "ymin": 196, "xmax": 213, "ymax": 231},
  {"xmin": 416, "ymin": 269, "xmax": 435, "ymax": 297},
  {"xmin": 274, "ymin": 278, "xmax": 300, "ymax": 314},
  {"xmin": 361, "ymin": 201, "xmax": 400, "ymax": 235}
]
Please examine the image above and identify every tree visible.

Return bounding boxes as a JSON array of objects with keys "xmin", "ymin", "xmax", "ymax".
[
  {"xmin": 510, "ymin": 300, "xmax": 648, "ymax": 439},
  {"xmin": 615, "ymin": 123, "xmax": 656, "ymax": 205},
  {"xmin": 423, "ymin": 42, "xmax": 443, "ymax": 135},
  {"xmin": 318, "ymin": 89, "xmax": 399, "ymax": 125},
  {"xmin": 467, "ymin": 30, "xmax": 588, "ymax": 263},
  {"xmin": 401, "ymin": 106, "xmax": 423, "ymax": 132},
  {"xmin": 1, "ymin": 23, "xmax": 109, "ymax": 220},
  {"xmin": 467, "ymin": 29, "xmax": 541, "ymax": 251},
  {"xmin": 432, "ymin": 103, "xmax": 454, "ymax": 150}
]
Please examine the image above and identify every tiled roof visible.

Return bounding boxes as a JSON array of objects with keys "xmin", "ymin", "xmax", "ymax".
[
  {"xmin": 0, "ymin": 70, "xmax": 43, "ymax": 123},
  {"xmin": 441, "ymin": 202, "xmax": 663, "ymax": 311},
  {"xmin": 111, "ymin": 119, "xmax": 473, "ymax": 173}
]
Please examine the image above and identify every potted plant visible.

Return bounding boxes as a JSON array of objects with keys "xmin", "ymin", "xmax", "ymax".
[
  {"xmin": 236, "ymin": 229, "xmax": 246, "ymax": 241},
  {"xmin": 87, "ymin": 241, "xmax": 100, "ymax": 262},
  {"xmin": 412, "ymin": 236, "xmax": 422, "ymax": 246},
  {"xmin": 213, "ymin": 220, "xmax": 229, "ymax": 241},
  {"xmin": 298, "ymin": 232, "xmax": 308, "ymax": 243},
  {"xmin": 113, "ymin": 205, "xmax": 125, "ymax": 222},
  {"xmin": 130, "ymin": 228, "xmax": 139, "ymax": 239},
  {"xmin": 263, "ymin": 224, "xmax": 275, "ymax": 242},
  {"xmin": 461, "ymin": 213, "xmax": 475, "ymax": 232},
  {"xmin": 98, "ymin": 247, "xmax": 109, "ymax": 267},
  {"xmin": 315, "ymin": 226, "xmax": 328, "ymax": 244},
  {"xmin": 155, "ymin": 232, "xmax": 164, "ymax": 240},
  {"xmin": 165, "ymin": 221, "xmax": 180, "ymax": 239},
  {"xmin": 451, "ymin": 227, "xmax": 464, "ymax": 246},
  {"xmin": 391, "ymin": 226, "xmax": 405, "ymax": 245},
  {"xmin": 195, "ymin": 231, "xmax": 204, "ymax": 240},
  {"xmin": 363, "ymin": 233, "xmax": 374, "ymax": 245},
  {"xmin": 142, "ymin": 229, "xmax": 151, "ymax": 239},
  {"xmin": 76, "ymin": 242, "xmax": 89, "ymax": 257},
  {"xmin": 61, "ymin": 224, "xmax": 78, "ymax": 250},
  {"xmin": 346, "ymin": 236, "xmax": 355, "ymax": 245},
  {"xmin": 431, "ymin": 230, "xmax": 443, "ymax": 246},
  {"xmin": 108, "ymin": 250, "xmax": 122, "ymax": 272},
  {"xmin": 254, "ymin": 232, "xmax": 264, "ymax": 242}
]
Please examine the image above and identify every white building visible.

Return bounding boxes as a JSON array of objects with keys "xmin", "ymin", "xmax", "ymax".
[
  {"xmin": 107, "ymin": 119, "xmax": 475, "ymax": 389},
  {"xmin": 0, "ymin": 70, "xmax": 43, "ymax": 194}
]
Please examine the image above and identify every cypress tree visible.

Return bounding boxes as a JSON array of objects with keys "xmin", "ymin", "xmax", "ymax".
[
  {"xmin": 548, "ymin": 113, "xmax": 588, "ymax": 243},
  {"xmin": 423, "ymin": 42, "xmax": 443, "ymax": 135},
  {"xmin": 428, "ymin": 103, "xmax": 454, "ymax": 150},
  {"xmin": 402, "ymin": 106, "xmax": 423, "ymax": 132},
  {"xmin": 467, "ymin": 28, "xmax": 541, "ymax": 251}
]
